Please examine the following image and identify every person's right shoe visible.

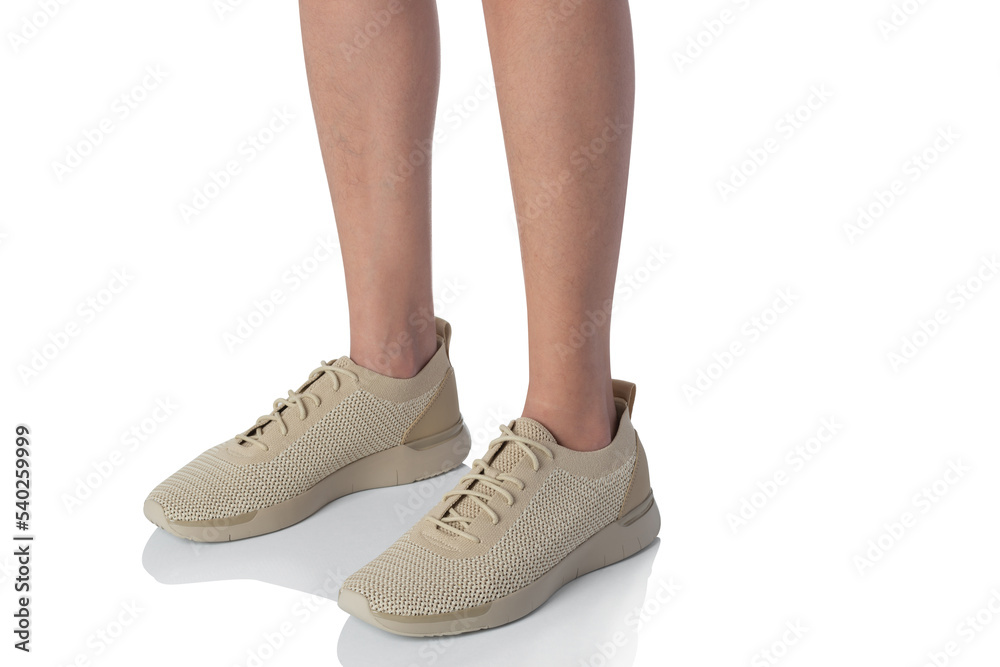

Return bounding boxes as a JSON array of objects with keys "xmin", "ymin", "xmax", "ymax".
[
  {"xmin": 144, "ymin": 317, "xmax": 470, "ymax": 542},
  {"xmin": 338, "ymin": 379, "xmax": 659, "ymax": 636}
]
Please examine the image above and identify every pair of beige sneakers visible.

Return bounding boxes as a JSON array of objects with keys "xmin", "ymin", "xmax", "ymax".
[{"xmin": 144, "ymin": 318, "xmax": 659, "ymax": 636}]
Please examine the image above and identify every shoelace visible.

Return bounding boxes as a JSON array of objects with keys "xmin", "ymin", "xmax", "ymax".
[
  {"xmin": 427, "ymin": 424, "xmax": 554, "ymax": 543},
  {"xmin": 234, "ymin": 363, "xmax": 359, "ymax": 451}
]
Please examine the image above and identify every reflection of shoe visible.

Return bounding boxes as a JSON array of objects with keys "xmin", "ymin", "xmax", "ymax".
[
  {"xmin": 144, "ymin": 317, "xmax": 470, "ymax": 543},
  {"xmin": 142, "ymin": 465, "xmax": 470, "ymax": 598},
  {"xmin": 339, "ymin": 380, "xmax": 660, "ymax": 637}
]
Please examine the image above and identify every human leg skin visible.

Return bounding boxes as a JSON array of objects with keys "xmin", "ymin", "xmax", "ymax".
[
  {"xmin": 481, "ymin": 0, "xmax": 635, "ymax": 450},
  {"xmin": 338, "ymin": 5, "xmax": 658, "ymax": 626},
  {"xmin": 300, "ymin": 0, "xmax": 441, "ymax": 378}
]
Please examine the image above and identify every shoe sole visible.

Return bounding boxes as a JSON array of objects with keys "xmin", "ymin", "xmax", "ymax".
[
  {"xmin": 338, "ymin": 490, "xmax": 661, "ymax": 637},
  {"xmin": 143, "ymin": 422, "xmax": 472, "ymax": 543}
]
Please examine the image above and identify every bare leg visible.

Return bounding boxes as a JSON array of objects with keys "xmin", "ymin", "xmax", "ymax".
[
  {"xmin": 300, "ymin": 0, "xmax": 440, "ymax": 378},
  {"xmin": 481, "ymin": 0, "xmax": 635, "ymax": 451}
]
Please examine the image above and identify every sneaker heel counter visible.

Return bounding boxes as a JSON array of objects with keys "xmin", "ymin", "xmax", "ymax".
[
  {"xmin": 435, "ymin": 317, "xmax": 453, "ymax": 358},
  {"xmin": 612, "ymin": 379, "xmax": 636, "ymax": 416},
  {"xmin": 617, "ymin": 434, "xmax": 651, "ymax": 520},
  {"xmin": 403, "ymin": 368, "xmax": 462, "ymax": 444}
]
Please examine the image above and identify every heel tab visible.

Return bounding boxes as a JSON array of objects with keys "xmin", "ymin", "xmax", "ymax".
[
  {"xmin": 617, "ymin": 434, "xmax": 651, "ymax": 521},
  {"xmin": 435, "ymin": 317, "xmax": 452, "ymax": 356},
  {"xmin": 612, "ymin": 379, "xmax": 636, "ymax": 416}
]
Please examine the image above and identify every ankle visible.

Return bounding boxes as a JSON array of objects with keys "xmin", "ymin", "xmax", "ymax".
[
  {"xmin": 522, "ymin": 388, "xmax": 617, "ymax": 452},
  {"xmin": 350, "ymin": 321, "xmax": 438, "ymax": 379}
]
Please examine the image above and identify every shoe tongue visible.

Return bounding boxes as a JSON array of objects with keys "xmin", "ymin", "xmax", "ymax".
[
  {"xmin": 448, "ymin": 418, "xmax": 558, "ymax": 522},
  {"xmin": 489, "ymin": 418, "xmax": 558, "ymax": 472},
  {"xmin": 243, "ymin": 356, "xmax": 352, "ymax": 443}
]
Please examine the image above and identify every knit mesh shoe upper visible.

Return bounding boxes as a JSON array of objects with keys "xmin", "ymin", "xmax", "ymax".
[
  {"xmin": 341, "ymin": 410, "xmax": 640, "ymax": 617},
  {"xmin": 146, "ymin": 319, "xmax": 462, "ymax": 525},
  {"xmin": 147, "ymin": 365, "xmax": 438, "ymax": 522}
]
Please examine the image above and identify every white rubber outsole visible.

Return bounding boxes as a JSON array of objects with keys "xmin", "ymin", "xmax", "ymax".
[
  {"xmin": 144, "ymin": 423, "xmax": 472, "ymax": 542},
  {"xmin": 338, "ymin": 491, "xmax": 661, "ymax": 637}
]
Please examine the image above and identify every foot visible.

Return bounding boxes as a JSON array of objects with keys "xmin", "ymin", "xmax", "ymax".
[
  {"xmin": 338, "ymin": 380, "xmax": 659, "ymax": 636},
  {"xmin": 144, "ymin": 318, "xmax": 470, "ymax": 542}
]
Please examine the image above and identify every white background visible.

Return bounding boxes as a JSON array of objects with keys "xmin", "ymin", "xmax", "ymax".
[{"xmin": 2, "ymin": 1, "xmax": 1000, "ymax": 666}]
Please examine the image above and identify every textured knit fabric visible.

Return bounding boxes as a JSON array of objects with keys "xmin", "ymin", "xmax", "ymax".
[
  {"xmin": 342, "ymin": 419, "xmax": 636, "ymax": 616},
  {"xmin": 451, "ymin": 419, "xmax": 555, "ymax": 519},
  {"xmin": 148, "ymin": 386, "xmax": 437, "ymax": 522}
]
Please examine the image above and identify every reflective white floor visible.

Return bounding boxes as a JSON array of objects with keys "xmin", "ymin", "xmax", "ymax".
[
  {"xmin": 142, "ymin": 465, "xmax": 660, "ymax": 667},
  {"xmin": 143, "ymin": 467, "xmax": 471, "ymax": 598}
]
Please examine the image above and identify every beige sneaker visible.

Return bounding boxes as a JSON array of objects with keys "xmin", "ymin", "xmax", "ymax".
[
  {"xmin": 144, "ymin": 318, "xmax": 470, "ymax": 542},
  {"xmin": 338, "ymin": 380, "xmax": 659, "ymax": 636}
]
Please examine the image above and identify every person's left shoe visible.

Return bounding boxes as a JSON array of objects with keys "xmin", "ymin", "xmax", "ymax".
[{"xmin": 338, "ymin": 379, "xmax": 659, "ymax": 636}]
